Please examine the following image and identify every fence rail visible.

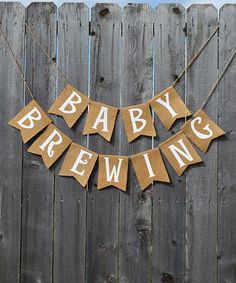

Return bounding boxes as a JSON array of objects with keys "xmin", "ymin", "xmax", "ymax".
[{"xmin": 0, "ymin": 2, "xmax": 235, "ymax": 283}]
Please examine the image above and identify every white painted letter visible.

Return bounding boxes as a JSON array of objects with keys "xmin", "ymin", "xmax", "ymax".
[
  {"xmin": 128, "ymin": 108, "xmax": 147, "ymax": 133},
  {"xmin": 104, "ymin": 157, "xmax": 123, "ymax": 182},
  {"xmin": 143, "ymin": 153, "xmax": 155, "ymax": 177},
  {"xmin": 39, "ymin": 129, "xmax": 62, "ymax": 158},
  {"xmin": 70, "ymin": 149, "xmax": 93, "ymax": 176},
  {"xmin": 17, "ymin": 107, "xmax": 42, "ymax": 129},
  {"xmin": 156, "ymin": 92, "xmax": 177, "ymax": 117},
  {"xmin": 168, "ymin": 139, "xmax": 193, "ymax": 168},
  {"xmin": 92, "ymin": 106, "xmax": 108, "ymax": 132},
  {"xmin": 190, "ymin": 117, "xmax": 213, "ymax": 139},
  {"xmin": 59, "ymin": 91, "xmax": 82, "ymax": 114}
]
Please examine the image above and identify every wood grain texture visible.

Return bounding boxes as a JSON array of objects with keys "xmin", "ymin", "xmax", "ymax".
[
  {"xmin": 21, "ymin": 3, "xmax": 57, "ymax": 283},
  {"xmin": 53, "ymin": 4, "xmax": 89, "ymax": 283},
  {"xmin": 1, "ymin": 4, "xmax": 236, "ymax": 283},
  {"xmin": 185, "ymin": 5, "xmax": 218, "ymax": 283},
  {"xmin": 218, "ymin": 5, "xmax": 236, "ymax": 283},
  {"xmin": 86, "ymin": 4, "xmax": 122, "ymax": 282},
  {"xmin": 119, "ymin": 4, "xmax": 153, "ymax": 283},
  {"xmin": 152, "ymin": 4, "xmax": 186, "ymax": 283},
  {"xmin": 0, "ymin": 3, "xmax": 25, "ymax": 283}
]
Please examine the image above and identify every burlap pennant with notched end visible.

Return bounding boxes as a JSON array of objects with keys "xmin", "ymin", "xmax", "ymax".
[
  {"xmin": 131, "ymin": 147, "xmax": 170, "ymax": 190},
  {"xmin": 59, "ymin": 142, "xmax": 98, "ymax": 187},
  {"xmin": 8, "ymin": 99, "xmax": 51, "ymax": 143},
  {"xmin": 97, "ymin": 155, "xmax": 129, "ymax": 191},
  {"xmin": 48, "ymin": 84, "xmax": 90, "ymax": 128},
  {"xmin": 181, "ymin": 109, "xmax": 225, "ymax": 153},
  {"xmin": 149, "ymin": 86, "xmax": 191, "ymax": 130},
  {"xmin": 28, "ymin": 123, "xmax": 71, "ymax": 168},
  {"xmin": 83, "ymin": 101, "xmax": 118, "ymax": 142},
  {"xmin": 120, "ymin": 103, "xmax": 157, "ymax": 142},
  {"xmin": 160, "ymin": 131, "xmax": 202, "ymax": 176}
]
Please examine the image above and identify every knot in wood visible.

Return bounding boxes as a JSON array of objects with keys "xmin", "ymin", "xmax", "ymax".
[
  {"xmin": 161, "ymin": 273, "xmax": 174, "ymax": 283},
  {"xmin": 99, "ymin": 8, "xmax": 110, "ymax": 17},
  {"xmin": 172, "ymin": 7, "xmax": 181, "ymax": 15}
]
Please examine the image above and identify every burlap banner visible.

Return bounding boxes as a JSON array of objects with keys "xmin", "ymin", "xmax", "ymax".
[
  {"xmin": 59, "ymin": 142, "xmax": 98, "ymax": 187},
  {"xmin": 160, "ymin": 131, "xmax": 202, "ymax": 176},
  {"xmin": 97, "ymin": 155, "xmax": 129, "ymax": 191},
  {"xmin": 3, "ymin": 21, "xmax": 228, "ymax": 192},
  {"xmin": 149, "ymin": 86, "xmax": 191, "ymax": 130},
  {"xmin": 8, "ymin": 100, "xmax": 51, "ymax": 143},
  {"xmin": 83, "ymin": 101, "xmax": 118, "ymax": 142},
  {"xmin": 120, "ymin": 103, "xmax": 156, "ymax": 142},
  {"xmin": 8, "ymin": 99, "xmax": 225, "ymax": 191},
  {"xmin": 28, "ymin": 123, "xmax": 71, "ymax": 168},
  {"xmin": 181, "ymin": 109, "xmax": 225, "ymax": 153},
  {"xmin": 48, "ymin": 84, "xmax": 90, "ymax": 128},
  {"xmin": 131, "ymin": 148, "xmax": 170, "ymax": 190}
]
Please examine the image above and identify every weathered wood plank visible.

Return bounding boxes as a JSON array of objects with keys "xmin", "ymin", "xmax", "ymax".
[
  {"xmin": 152, "ymin": 4, "xmax": 186, "ymax": 282},
  {"xmin": 0, "ymin": 3, "xmax": 25, "ymax": 283},
  {"xmin": 21, "ymin": 3, "xmax": 57, "ymax": 283},
  {"xmin": 53, "ymin": 3, "xmax": 89, "ymax": 283},
  {"xmin": 119, "ymin": 4, "xmax": 153, "ymax": 283},
  {"xmin": 86, "ymin": 4, "xmax": 122, "ymax": 282},
  {"xmin": 185, "ymin": 5, "xmax": 218, "ymax": 283},
  {"xmin": 218, "ymin": 4, "xmax": 236, "ymax": 282}
]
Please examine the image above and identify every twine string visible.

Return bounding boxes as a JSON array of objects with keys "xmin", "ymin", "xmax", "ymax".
[
  {"xmin": 172, "ymin": 25, "xmax": 219, "ymax": 88},
  {"xmin": 0, "ymin": 26, "xmax": 34, "ymax": 99},
  {"xmin": 25, "ymin": 23, "xmax": 70, "ymax": 86},
  {"xmin": 1, "ymin": 23, "xmax": 235, "ymax": 112},
  {"xmin": 201, "ymin": 49, "xmax": 236, "ymax": 109}
]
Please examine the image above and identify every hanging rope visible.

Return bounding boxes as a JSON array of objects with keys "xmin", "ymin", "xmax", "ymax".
[
  {"xmin": 25, "ymin": 21, "xmax": 219, "ymax": 92},
  {"xmin": 201, "ymin": 49, "xmax": 236, "ymax": 109},
  {"xmin": 172, "ymin": 25, "xmax": 219, "ymax": 88},
  {"xmin": 0, "ymin": 26, "xmax": 34, "ymax": 100},
  {"xmin": 25, "ymin": 23, "xmax": 70, "ymax": 86},
  {"xmin": 1, "ymin": 22, "xmax": 235, "ymax": 112}
]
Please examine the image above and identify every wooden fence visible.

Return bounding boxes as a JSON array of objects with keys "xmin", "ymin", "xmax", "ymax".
[{"xmin": 0, "ymin": 2, "xmax": 235, "ymax": 283}]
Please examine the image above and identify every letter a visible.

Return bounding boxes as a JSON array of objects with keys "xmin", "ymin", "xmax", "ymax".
[{"xmin": 92, "ymin": 106, "xmax": 109, "ymax": 132}]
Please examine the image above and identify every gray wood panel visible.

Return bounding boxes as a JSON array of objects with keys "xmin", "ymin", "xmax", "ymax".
[
  {"xmin": 86, "ymin": 4, "xmax": 122, "ymax": 282},
  {"xmin": 53, "ymin": 4, "xmax": 89, "ymax": 283},
  {"xmin": 119, "ymin": 4, "xmax": 153, "ymax": 283},
  {"xmin": 0, "ymin": 3, "xmax": 25, "ymax": 283},
  {"xmin": 21, "ymin": 3, "xmax": 57, "ymax": 283},
  {"xmin": 152, "ymin": 4, "xmax": 186, "ymax": 282},
  {"xmin": 185, "ymin": 5, "xmax": 218, "ymax": 283},
  {"xmin": 1, "ymin": 4, "xmax": 236, "ymax": 283},
  {"xmin": 218, "ymin": 5, "xmax": 236, "ymax": 283}
]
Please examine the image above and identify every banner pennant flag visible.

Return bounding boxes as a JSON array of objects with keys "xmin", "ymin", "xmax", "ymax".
[
  {"xmin": 120, "ymin": 103, "xmax": 157, "ymax": 142},
  {"xmin": 8, "ymin": 99, "xmax": 51, "ymax": 143},
  {"xmin": 59, "ymin": 142, "xmax": 98, "ymax": 187},
  {"xmin": 28, "ymin": 123, "xmax": 71, "ymax": 168},
  {"xmin": 131, "ymin": 147, "xmax": 170, "ymax": 190},
  {"xmin": 48, "ymin": 85, "xmax": 90, "ymax": 128},
  {"xmin": 149, "ymin": 86, "xmax": 191, "ymax": 130},
  {"xmin": 97, "ymin": 155, "xmax": 129, "ymax": 191},
  {"xmin": 160, "ymin": 131, "xmax": 202, "ymax": 176},
  {"xmin": 83, "ymin": 101, "xmax": 118, "ymax": 142},
  {"xmin": 181, "ymin": 109, "xmax": 225, "ymax": 153}
]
